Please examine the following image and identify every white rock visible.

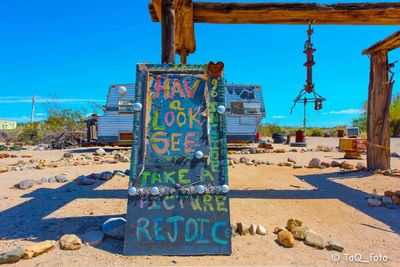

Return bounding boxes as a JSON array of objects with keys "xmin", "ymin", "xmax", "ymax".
[{"xmin": 256, "ymin": 225, "xmax": 267, "ymax": 235}]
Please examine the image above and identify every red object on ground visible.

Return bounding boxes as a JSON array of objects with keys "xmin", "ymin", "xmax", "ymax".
[
  {"xmin": 255, "ymin": 131, "xmax": 260, "ymax": 141},
  {"xmin": 295, "ymin": 130, "xmax": 305, "ymax": 143}
]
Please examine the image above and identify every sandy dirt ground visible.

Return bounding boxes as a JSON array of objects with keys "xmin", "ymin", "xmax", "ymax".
[{"xmin": 0, "ymin": 137, "xmax": 399, "ymax": 266}]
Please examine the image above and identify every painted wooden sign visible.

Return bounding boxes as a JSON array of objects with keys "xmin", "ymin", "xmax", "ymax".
[
  {"xmin": 123, "ymin": 63, "xmax": 231, "ymax": 256},
  {"xmin": 339, "ymin": 138, "xmax": 367, "ymax": 151}
]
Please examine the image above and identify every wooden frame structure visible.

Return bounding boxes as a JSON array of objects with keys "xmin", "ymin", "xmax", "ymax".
[
  {"xmin": 363, "ymin": 31, "xmax": 400, "ymax": 170},
  {"xmin": 149, "ymin": 1, "xmax": 400, "ymax": 169}
]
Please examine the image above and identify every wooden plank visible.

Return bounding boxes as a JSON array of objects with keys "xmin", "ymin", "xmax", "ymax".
[
  {"xmin": 149, "ymin": 2, "xmax": 400, "ymax": 25},
  {"xmin": 366, "ymin": 50, "xmax": 391, "ymax": 170},
  {"xmin": 161, "ymin": 0, "xmax": 175, "ymax": 64},
  {"xmin": 363, "ymin": 31, "xmax": 400, "ymax": 54}
]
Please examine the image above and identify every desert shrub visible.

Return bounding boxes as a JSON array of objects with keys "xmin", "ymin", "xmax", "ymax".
[
  {"xmin": 258, "ymin": 123, "xmax": 282, "ymax": 137},
  {"xmin": 308, "ymin": 128, "xmax": 324, "ymax": 137},
  {"xmin": 352, "ymin": 92, "xmax": 400, "ymax": 137},
  {"xmin": 390, "ymin": 93, "xmax": 400, "ymax": 136},
  {"xmin": 17, "ymin": 122, "xmax": 43, "ymax": 144}
]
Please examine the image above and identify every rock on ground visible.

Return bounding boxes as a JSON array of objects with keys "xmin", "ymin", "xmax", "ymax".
[
  {"xmin": 384, "ymin": 191, "xmax": 395, "ymax": 197},
  {"xmin": 59, "ymin": 234, "xmax": 83, "ymax": 250},
  {"xmin": 327, "ymin": 240, "xmax": 344, "ymax": 252},
  {"xmin": 381, "ymin": 196, "xmax": 393, "ymax": 205},
  {"xmin": 80, "ymin": 230, "xmax": 105, "ymax": 246},
  {"xmin": 236, "ymin": 222, "xmax": 249, "ymax": 236},
  {"xmin": 277, "ymin": 230, "xmax": 295, "ymax": 248},
  {"xmin": 95, "ymin": 148, "xmax": 106, "ymax": 156},
  {"xmin": 100, "ymin": 171, "xmax": 114, "ymax": 181},
  {"xmin": 368, "ymin": 198, "xmax": 382, "ymax": 207},
  {"xmin": 273, "ymin": 227, "xmax": 283, "ymax": 234},
  {"xmin": 23, "ymin": 240, "xmax": 55, "ymax": 259},
  {"xmin": 256, "ymin": 225, "xmax": 267, "ymax": 236},
  {"xmin": 15, "ymin": 179, "xmax": 34, "ymax": 190},
  {"xmin": 239, "ymin": 157, "xmax": 250, "ymax": 164},
  {"xmin": 286, "ymin": 218, "xmax": 302, "ymax": 232},
  {"xmin": 0, "ymin": 246, "xmax": 24, "ymax": 264},
  {"xmin": 308, "ymin": 158, "xmax": 321, "ymax": 168},
  {"xmin": 249, "ymin": 224, "xmax": 257, "ymax": 235},
  {"xmin": 76, "ymin": 176, "xmax": 96, "ymax": 185},
  {"xmin": 356, "ymin": 162, "xmax": 366, "ymax": 170},
  {"xmin": 63, "ymin": 152, "xmax": 73, "ymax": 159},
  {"xmin": 230, "ymin": 224, "xmax": 238, "ymax": 236},
  {"xmin": 304, "ymin": 230, "xmax": 325, "ymax": 249},
  {"xmin": 55, "ymin": 175, "xmax": 68, "ymax": 183},
  {"xmin": 291, "ymin": 226, "xmax": 308, "ymax": 240},
  {"xmin": 102, "ymin": 217, "xmax": 126, "ymax": 240},
  {"xmin": 341, "ymin": 161, "xmax": 355, "ymax": 170},
  {"xmin": 330, "ymin": 161, "xmax": 341, "ymax": 167},
  {"xmin": 392, "ymin": 195, "xmax": 400, "ymax": 205},
  {"xmin": 114, "ymin": 153, "xmax": 129, "ymax": 162}
]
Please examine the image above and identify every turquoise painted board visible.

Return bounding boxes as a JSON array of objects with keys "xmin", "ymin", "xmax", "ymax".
[{"xmin": 123, "ymin": 63, "xmax": 231, "ymax": 256}]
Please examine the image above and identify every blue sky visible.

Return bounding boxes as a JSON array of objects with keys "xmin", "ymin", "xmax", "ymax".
[{"xmin": 0, "ymin": 0, "xmax": 399, "ymax": 126}]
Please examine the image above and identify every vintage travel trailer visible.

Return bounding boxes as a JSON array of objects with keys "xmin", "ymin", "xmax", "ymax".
[
  {"xmin": 96, "ymin": 84, "xmax": 135, "ymax": 145},
  {"xmin": 95, "ymin": 83, "xmax": 265, "ymax": 145},
  {"xmin": 225, "ymin": 84, "xmax": 266, "ymax": 142}
]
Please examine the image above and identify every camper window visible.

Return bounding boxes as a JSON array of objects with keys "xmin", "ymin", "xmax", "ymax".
[
  {"xmin": 231, "ymin": 101, "xmax": 244, "ymax": 114},
  {"xmin": 243, "ymin": 102, "xmax": 261, "ymax": 115},
  {"xmin": 118, "ymin": 99, "xmax": 134, "ymax": 113},
  {"xmin": 231, "ymin": 101, "xmax": 260, "ymax": 115}
]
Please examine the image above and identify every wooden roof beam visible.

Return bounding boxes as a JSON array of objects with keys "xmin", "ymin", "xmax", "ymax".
[
  {"xmin": 363, "ymin": 31, "xmax": 400, "ymax": 54},
  {"xmin": 149, "ymin": 2, "xmax": 400, "ymax": 25}
]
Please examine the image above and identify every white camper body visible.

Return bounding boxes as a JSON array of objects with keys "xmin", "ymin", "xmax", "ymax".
[
  {"xmin": 225, "ymin": 84, "xmax": 266, "ymax": 142},
  {"xmin": 97, "ymin": 84, "xmax": 135, "ymax": 144},
  {"xmin": 96, "ymin": 83, "xmax": 265, "ymax": 144}
]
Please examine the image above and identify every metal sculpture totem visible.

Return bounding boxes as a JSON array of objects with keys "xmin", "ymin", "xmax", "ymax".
[
  {"xmin": 123, "ymin": 62, "xmax": 231, "ymax": 255},
  {"xmin": 290, "ymin": 22, "xmax": 326, "ymax": 130}
]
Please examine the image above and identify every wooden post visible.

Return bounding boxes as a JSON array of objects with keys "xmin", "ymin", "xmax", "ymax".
[
  {"xmin": 180, "ymin": 48, "xmax": 187, "ymax": 64},
  {"xmin": 367, "ymin": 50, "xmax": 391, "ymax": 170},
  {"xmin": 161, "ymin": 0, "xmax": 175, "ymax": 64}
]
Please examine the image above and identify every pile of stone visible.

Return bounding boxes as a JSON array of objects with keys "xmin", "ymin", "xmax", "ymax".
[
  {"xmin": 274, "ymin": 219, "xmax": 344, "ymax": 252},
  {"xmin": 228, "ymin": 157, "xmax": 274, "ymax": 167},
  {"xmin": 0, "ymin": 234, "xmax": 84, "ymax": 264},
  {"xmin": 367, "ymin": 190, "xmax": 400, "ymax": 207},
  {"xmin": 228, "ymin": 148, "xmax": 269, "ymax": 155},
  {"xmin": 374, "ymin": 168, "xmax": 400, "ymax": 177},
  {"xmin": 307, "ymin": 158, "xmax": 366, "ymax": 171},
  {"xmin": 0, "ymin": 217, "xmax": 130, "ymax": 264},
  {"xmin": 14, "ymin": 175, "xmax": 69, "ymax": 190},
  {"xmin": 231, "ymin": 222, "xmax": 267, "ymax": 236},
  {"xmin": 315, "ymin": 145, "xmax": 334, "ymax": 152},
  {"xmin": 258, "ymin": 143, "xmax": 273, "ymax": 149},
  {"xmin": 75, "ymin": 170, "xmax": 127, "ymax": 185}
]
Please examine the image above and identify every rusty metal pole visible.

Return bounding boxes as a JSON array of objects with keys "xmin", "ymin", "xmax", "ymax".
[{"xmin": 161, "ymin": 0, "xmax": 175, "ymax": 64}]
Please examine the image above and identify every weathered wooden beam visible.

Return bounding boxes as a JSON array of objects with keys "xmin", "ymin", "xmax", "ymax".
[
  {"xmin": 150, "ymin": 2, "xmax": 400, "ymax": 25},
  {"xmin": 175, "ymin": 0, "xmax": 196, "ymax": 58},
  {"xmin": 366, "ymin": 50, "xmax": 391, "ymax": 170},
  {"xmin": 363, "ymin": 31, "xmax": 400, "ymax": 54},
  {"xmin": 161, "ymin": 0, "xmax": 175, "ymax": 64}
]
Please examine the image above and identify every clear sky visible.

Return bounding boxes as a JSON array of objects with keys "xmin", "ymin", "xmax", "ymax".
[{"xmin": 0, "ymin": 0, "xmax": 399, "ymax": 126}]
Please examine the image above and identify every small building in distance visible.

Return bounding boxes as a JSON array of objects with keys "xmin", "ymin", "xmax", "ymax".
[{"xmin": 0, "ymin": 120, "xmax": 17, "ymax": 130}]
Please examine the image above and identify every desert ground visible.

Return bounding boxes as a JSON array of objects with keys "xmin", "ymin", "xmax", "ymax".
[{"xmin": 0, "ymin": 137, "xmax": 399, "ymax": 266}]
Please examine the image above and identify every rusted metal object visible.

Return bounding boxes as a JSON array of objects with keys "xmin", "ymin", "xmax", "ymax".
[{"xmin": 290, "ymin": 21, "xmax": 326, "ymax": 131}]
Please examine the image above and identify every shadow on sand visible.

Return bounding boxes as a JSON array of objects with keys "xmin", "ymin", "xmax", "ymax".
[
  {"xmin": 0, "ymin": 170, "xmax": 398, "ymax": 255},
  {"xmin": 231, "ymin": 171, "xmax": 400, "ymax": 233}
]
